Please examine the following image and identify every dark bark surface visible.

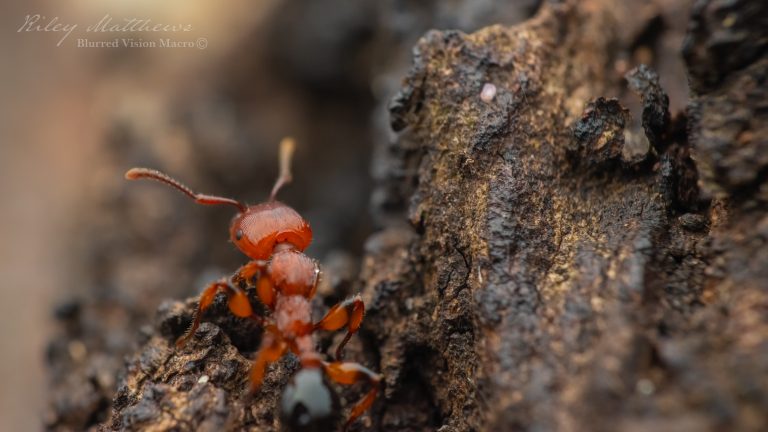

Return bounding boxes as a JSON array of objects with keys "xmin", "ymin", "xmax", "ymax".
[
  {"xmin": 46, "ymin": 0, "xmax": 767, "ymax": 431},
  {"xmin": 376, "ymin": 0, "xmax": 767, "ymax": 430}
]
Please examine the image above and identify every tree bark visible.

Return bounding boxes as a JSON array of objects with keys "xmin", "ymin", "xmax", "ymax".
[{"xmin": 364, "ymin": 0, "xmax": 767, "ymax": 430}]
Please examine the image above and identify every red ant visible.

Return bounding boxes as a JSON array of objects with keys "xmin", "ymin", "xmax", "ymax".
[{"xmin": 125, "ymin": 138, "xmax": 380, "ymax": 431}]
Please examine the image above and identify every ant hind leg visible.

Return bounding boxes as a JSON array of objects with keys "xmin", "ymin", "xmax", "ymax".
[
  {"xmin": 250, "ymin": 334, "xmax": 287, "ymax": 391},
  {"xmin": 323, "ymin": 360, "xmax": 381, "ymax": 431}
]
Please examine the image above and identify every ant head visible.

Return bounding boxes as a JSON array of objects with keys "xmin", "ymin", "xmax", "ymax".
[
  {"xmin": 230, "ymin": 137, "xmax": 311, "ymax": 259},
  {"xmin": 280, "ymin": 368, "xmax": 340, "ymax": 432},
  {"xmin": 230, "ymin": 201, "xmax": 312, "ymax": 260},
  {"xmin": 125, "ymin": 137, "xmax": 311, "ymax": 260}
]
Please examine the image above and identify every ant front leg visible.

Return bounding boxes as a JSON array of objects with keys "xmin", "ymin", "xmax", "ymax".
[
  {"xmin": 323, "ymin": 360, "xmax": 381, "ymax": 431},
  {"xmin": 233, "ymin": 260, "xmax": 277, "ymax": 311},
  {"xmin": 176, "ymin": 279, "xmax": 261, "ymax": 348},
  {"xmin": 231, "ymin": 259, "xmax": 267, "ymax": 288},
  {"xmin": 314, "ymin": 294, "xmax": 365, "ymax": 360}
]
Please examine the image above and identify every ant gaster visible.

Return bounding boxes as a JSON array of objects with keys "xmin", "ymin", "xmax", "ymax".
[{"xmin": 125, "ymin": 138, "xmax": 380, "ymax": 431}]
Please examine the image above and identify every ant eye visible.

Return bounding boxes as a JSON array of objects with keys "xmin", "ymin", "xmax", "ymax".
[{"xmin": 235, "ymin": 230, "xmax": 243, "ymax": 241}]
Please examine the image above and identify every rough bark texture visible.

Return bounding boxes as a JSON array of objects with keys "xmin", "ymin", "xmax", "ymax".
[{"xmin": 46, "ymin": 0, "xmax": 768, "ymax": 431}]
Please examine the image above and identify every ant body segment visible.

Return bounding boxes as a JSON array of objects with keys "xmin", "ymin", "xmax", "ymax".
[{"xmin": 125, "ymin": 138, "xmax": 380, "ymax": 431}]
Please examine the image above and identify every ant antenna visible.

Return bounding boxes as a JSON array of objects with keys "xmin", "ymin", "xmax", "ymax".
[
  {"xmin": 270, "ymin": 137, "xmax": 296, "ymax": 201},
  {"xmin": 125, "ymin": 168, "xmax": 247, "ymax": 213}
]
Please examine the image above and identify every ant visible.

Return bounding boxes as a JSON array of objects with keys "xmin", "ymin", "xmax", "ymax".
[{"xmin": 125, "ymin": 138, "xmax": 381, "ymax": 431}]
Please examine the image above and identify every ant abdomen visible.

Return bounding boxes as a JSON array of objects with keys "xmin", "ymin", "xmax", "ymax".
[{"xmin": 280, "ymin": 368, "xmax": 341, "ymax": 432}]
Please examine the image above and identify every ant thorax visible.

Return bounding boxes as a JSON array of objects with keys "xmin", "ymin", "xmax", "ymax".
[
  {"xmin": 269, "ymin": 249, "xmax": 318, "ymax": 297},
  {"xmin": 274, "ymin": 295, "xmax": 313, "ymax": 338}
]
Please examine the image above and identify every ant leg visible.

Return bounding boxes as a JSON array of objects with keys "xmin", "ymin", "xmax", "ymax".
[
  {"xmin": 256, "ymin": 276, "xmax": 277, "ymax": 309},
  {"xmin": 176, "ymin": 279, "xmax": 260, "ymax": 348},
  {"xmin": 250, "ymin": 334, "xmax": 287, "ymax": 391},
  {"xmin": 177, "ymin": 280, "xmax": 228, "ymax": 347},
  {"xmin": 231, "ymin": 260, "xmax": 268, "ymax": 288},
  {"xmin": 229, "ymin": 260, "xmax": 276, "ymax": 310},
  {"xmin": 323, "ymin": 360, "xmax": 381, "ymax": 431},
  {"xmin": 314, "ymin": 294, "xmax": 364, "ymax": 360}
]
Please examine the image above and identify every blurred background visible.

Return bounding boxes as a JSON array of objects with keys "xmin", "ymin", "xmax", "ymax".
[{"xmin": 0, "ymin": 1, "xmax": 547, "ymax": 430}]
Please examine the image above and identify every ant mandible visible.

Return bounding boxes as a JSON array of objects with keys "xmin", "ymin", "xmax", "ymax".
[{"xmin": 125, "ymin": 138, "xmax": 380, "ymax": 431}]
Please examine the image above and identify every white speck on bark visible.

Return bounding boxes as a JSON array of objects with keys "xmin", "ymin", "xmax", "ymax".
[{"xmin": 481, "ymin": 83, "xmax": 497, "ymax": 103}]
